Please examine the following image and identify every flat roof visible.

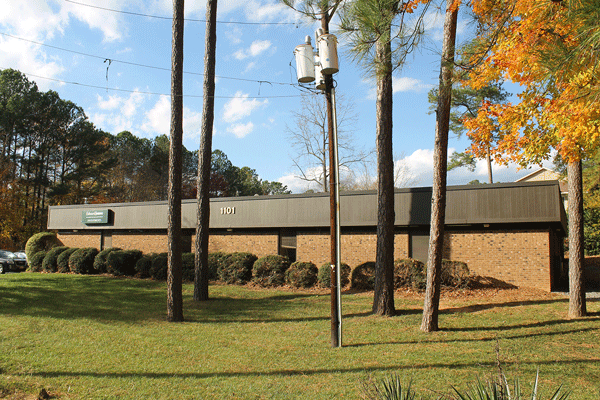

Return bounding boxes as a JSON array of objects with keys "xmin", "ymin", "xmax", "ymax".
[{"xmin": 48, "ymin": 180, "xmax": 567, "ymax": 233}]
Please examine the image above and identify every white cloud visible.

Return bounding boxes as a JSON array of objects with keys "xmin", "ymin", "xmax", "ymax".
[
  {"xmin": 393, "ymin": 77, "xmax": 433, "ymax": 93},
  {"xmin": 138, "ymin": 95, "xmax": 203, "ymax": 142},
  {"xmin": 277, "ymin": 172, "xmax": 314, "ymax": 193},
  {"xmin": 390, "ymin": 148, "xmax": 556, "ymax": 187},
  {"xmin": 364, "ymin": 76, "xmax": 432, "ymax": 99},
  {"xmin": 92, "ymin": 90, "xmax": 148, "ymax": 134},
  {"xmin": 225, "ymin": 26, "xmax": 243, "ymax": 44},
  {"xmin": 233, "ymin": 40, "xmax": 273, "ymax": 60},
  {"xmin": 227, "ymin": 122, "xmax": 254, "ymax": 138},
  {"xmin": 0, "ymin": 38, "xmax": 65, "ymax": 90},
  {"xmin": 235, "ymin": 0, "xmax": 298, "ymax": 24},
  {"xmin": 222, "ymin": 91, "xmax": 268, "ymax": 123},
  {"xmin": 0, "ymin": 0, "xmax": 131, "ymax": 91}
]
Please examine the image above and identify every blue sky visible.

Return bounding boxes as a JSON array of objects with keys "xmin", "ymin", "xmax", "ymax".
[{"xmin": 0, "ymin": 0, "xmax": 551, "ymax": 193}]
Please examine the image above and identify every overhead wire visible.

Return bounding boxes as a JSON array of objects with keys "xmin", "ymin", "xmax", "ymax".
[
  {"xmin": 3, "ymin": 69, "xmax": 314, "ymax": 99},
  {"xmin": 63, "ymin": 0, "xmax": 300, "ymax": 26},
  {"xmin": 0, "ymin": 32, "xmax": 300, "ymax": 88}
]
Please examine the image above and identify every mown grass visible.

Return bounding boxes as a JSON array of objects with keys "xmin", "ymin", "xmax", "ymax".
[{"xmin": 0, "ymin": 273, "xmax": 599, "ymax": 399}]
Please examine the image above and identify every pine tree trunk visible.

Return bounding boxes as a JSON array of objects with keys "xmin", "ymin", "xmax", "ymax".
[
  {"xmin": 194, "ymin": 0, "xmax": 218, "ymax": 302},
  {"xmin": 421, "ymin": 2, "xmax": 458, "ymax": 332},
  {"xmin": 372, "ymin": 28, "xmax": 395, "ymax": 317},
  {"xmin": 568, "ymin": 160, "xmax": 586, "ymax": 318},
  {"xmin": 167, "ymin": 0, "xmax": 184, "ymax": 322}
]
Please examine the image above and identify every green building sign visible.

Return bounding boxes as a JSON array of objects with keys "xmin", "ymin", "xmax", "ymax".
[{"xmin": 82, "ymin": 209, "xmax": 109, "ymax": 224}]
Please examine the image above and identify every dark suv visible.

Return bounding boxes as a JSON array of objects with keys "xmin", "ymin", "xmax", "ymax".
[{"xmin": 0, "ymin": 250, "xmax": 16, "ymax": 274}]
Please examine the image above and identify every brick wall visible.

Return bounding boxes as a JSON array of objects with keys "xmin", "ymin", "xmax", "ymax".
[
  {"xmin": 205, "ymin": 232, "xmax": 278, "ymax": 258},
  {"xmin": 444, "ymin": 230, "xmax": 552, "ymax": 291},
  {"xmin": 57, "ymin": 233, "xmax": 101, "ymax": 249},
  {"xmin": 111, "ymin": 233, "xmax": 169, "ymax": 254},
  {"xmin": 56, "ymin": 228, "xmax": 556, "ymax": 291},
  {"xmin": 297, "ymin": 232, "xmax": 409, "ymax": 268}
]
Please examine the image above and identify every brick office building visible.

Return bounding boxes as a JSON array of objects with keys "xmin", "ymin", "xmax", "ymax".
[{"xmin": 48, "ymin": 180, "xmax": 567, "ymax": 291}]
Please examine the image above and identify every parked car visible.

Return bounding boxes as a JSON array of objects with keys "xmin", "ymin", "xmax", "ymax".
[
  {"xmin": 0, "ymin": 250, "xmax": 16, "ymax": 274},
  {"xmin": 12, "ymin": 250, "xmax": 28, "ymax": 271}
]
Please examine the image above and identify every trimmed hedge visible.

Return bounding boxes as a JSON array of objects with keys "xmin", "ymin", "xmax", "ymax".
[
  {"xmin": 394, "ymin": 258, "xmax": 426, "ymax": 290},
  {"xmin": 441, "ymin": 259, "xmax": 471, "ymax": 288},
  {"xmin": 182, "ymin": 252, "xmax": 195, "ymax": 282},
  {"xmin": 351, "ymin": 261, "xmax": 376, "ymax": 290},
  {"xmin": 286, "ymin": 261, "xmax": 318, "ymax": 288},
  {"xmin": 29, "ymin": 251, "xmax": 48, "ymax": 272},
  {"xmin": 318, "ymin": 263, "xmax": 351, "ymax": 288},
  {"xmin": 219, "ymin": 252, "xmax": 257, "ymax": 285},
  {"xmin": 252, "ymin": 254, "xmax": 289, "ymax": 287},
  {"xmin": 69, "ymin": 248, "xmax": 99, "ymax": 274},
  {"xmin": 57, "ymin": 248, "xmax": 78, "ymax": 273},
  {"xmin": 208, "ymin": 252, "xmax": 228, "ymax": 281},
  {"xmin": 135, "ymin": 254, "xmax": 154, "ymax": 279},
  {"xmin": 25, "ymin": 232, "xmax": 62, "ymax": 263},
  {"xmin": 94, "ymin": 247, "xmax": 121, "ymax": 274},
  {"xmin": 107, "ymin": 250, "xmax": 142, "ymax": 276},
  {"xmin": 149, "ymin": 253, "xmax": 168, "ymax": 280},
  {"xmin": 393, "ymin": 258, "xmax": 471, "ymax": 290},
  {"xmin": 42, "ymin": 246, "xmax": 68, "ymax": 273}
]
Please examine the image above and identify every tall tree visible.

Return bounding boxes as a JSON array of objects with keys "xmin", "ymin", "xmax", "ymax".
[
  {"xmin": 195, "ymin": 0, "xmax": 219, "ymax": 302},
  {"xmin": 340, "ymin": 0, "xmax": 431, "ymax": 316},
  {"xmin": 464, "ymin": 0, "xmax": 600, "ymax": 318},
  {"xmin": 286, "ymin": 93, "xmax": 368, "ymax": 192},
  {"xmin": 167, "ymin": 0, "xmax": 184, "ymax": 322},
  {"xmin": 420, "ymin": 0, "xmax": 459, "ymax": 333}
]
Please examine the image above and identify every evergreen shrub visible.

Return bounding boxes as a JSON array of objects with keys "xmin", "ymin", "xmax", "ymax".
[
  {"xmin": 441, "ymin": 259, "xmax": 471, "ymax": 288},
  {"xmin": 135, "ymin": 254, "xmax": 153, "ymax": 279},
  {"xmin": 29, "ymin": 251, "xmax": 48, "ymax": 272},
  {"xmin": 42, "ymin": 246, "xmax": 68, "ymax": 273},
  {"xmin": 57, "ymin": 248, "xmax": 78, "ymax": 273},
  {"xmin": 394, "ymin": 258, "xmax": 426, "ymax": 290},
  {"xmin": 285, "ymin": 261, "xmax": 318, "ymax": 288},
  {"xmin": 182, "ymin": 252, "xmax": 195, "ymax": 282},
  {"xmin": 392, "ymin": 259, "xmax": 471, "ymax": 290},
  {"xmin": 25, "ymin": 232, "xmax": 62, "ymax": 263},
  {"xmin": 94, "ymin": 247, "xmax": 121, "ymax": 273},
  {"xmin": 252, "ymin": 254, "xmax": 289, "ymax": 287},
  {"xmin": 69, "ymin": 248, "xmax": 99, "ymax": 274},
  {"xmin": 208, "ymin": 252, "xmax": 228, "ymax": 281},
  {"xmin": 351, "ymin": 261, "xmax": 376, "ymax": 290},
  {"xmin": 219, "ymin": 252, "xmax": 257, "ymax": 285},
  {"xmin": 149, "ymin": 253, "xmax": 168, "ymax": 280},
  {"xmin": 318, "ymin": 263, "xmax": 351, "ymax": 288},
  {"xmin": 107, "ymin": 250, "xmax": 142, "ymax": 276}
]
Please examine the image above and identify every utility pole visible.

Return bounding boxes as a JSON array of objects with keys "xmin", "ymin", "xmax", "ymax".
[
  {"xmin": 321, "ymin": 14, "xmax": 341, "ymax": 348},
  {"xmin": 293, "ymin": 10, "xmax": 341, "ymax": 348}
]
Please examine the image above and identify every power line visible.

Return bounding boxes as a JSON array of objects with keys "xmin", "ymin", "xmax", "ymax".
[
  {"xmin": 5, "ymin": 69, "xmax": 311, "ymax": 99},
  {"xmin": 0, "ymin": 32, "xmax": 299, "ymax": 88},
  {"xmin": 63, "ymin": 0, "xmax": 299, "ymax": 26}
]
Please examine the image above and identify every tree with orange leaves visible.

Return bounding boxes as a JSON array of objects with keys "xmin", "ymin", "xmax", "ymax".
[{"xmin": 464, "ymin": 0, "xmax": 600, "ymax": 317}]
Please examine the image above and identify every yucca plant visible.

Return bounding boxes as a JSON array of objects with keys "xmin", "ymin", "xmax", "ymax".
[
  {"xmin": 452, "ymin": 370, "xmax": 570, "ymax": 400},
  {"xmin": 363, "ymin": 374, "xmax": 416, "ymax": 400}
]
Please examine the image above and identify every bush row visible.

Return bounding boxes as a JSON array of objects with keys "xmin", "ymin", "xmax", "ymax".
[{"xmin": 25, "ymin": 234, "xmax": 472, "ymax": 289}]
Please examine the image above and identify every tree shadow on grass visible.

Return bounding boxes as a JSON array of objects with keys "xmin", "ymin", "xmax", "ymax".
[
  {"xmin": 441, "ymin": 298, "xmax": 568, "ymax": 315},
  {"xmin": 343, "ymin": 326, "xmax": 600, "ymax": 348},
  {"xmin": 0, "ymin": 274, "xmax": 167, "ymax": 323},
  {"xmin": 0, "ymin": 275, "xmax": 339, "ymax": 324},
  {"xmin": 25, "ymin": 357, "xmax": 600, "ymax": 381}
]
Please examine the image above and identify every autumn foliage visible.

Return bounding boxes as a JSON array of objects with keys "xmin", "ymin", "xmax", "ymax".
[{"xmin": 463, "ymin": 0, "xmax": 600, "ymax": 165}]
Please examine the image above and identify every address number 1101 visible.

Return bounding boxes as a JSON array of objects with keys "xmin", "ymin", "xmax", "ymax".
[{"xmin": 220, "ymin": 207, "xmax": 236, "ymax": 215}]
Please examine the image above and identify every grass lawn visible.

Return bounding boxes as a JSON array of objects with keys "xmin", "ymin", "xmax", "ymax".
[{"xmin": 1, "ymin": 273, "xmax": 599, "ymax": 399}]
